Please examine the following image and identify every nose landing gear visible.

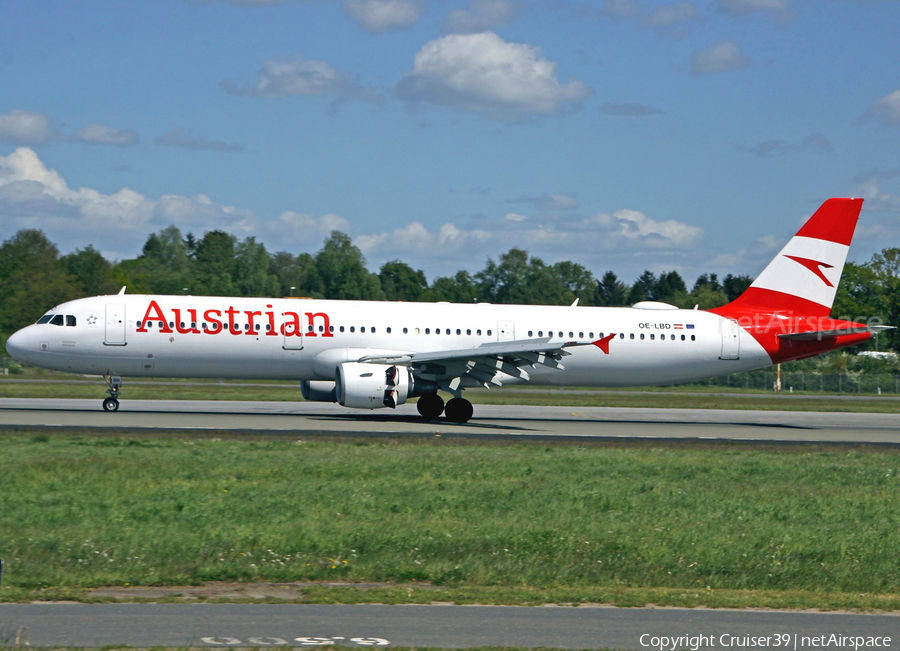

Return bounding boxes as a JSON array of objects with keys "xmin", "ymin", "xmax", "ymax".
[{"xmin": 103, "ymin": 374, "xmax": 122, "ymax": 412}]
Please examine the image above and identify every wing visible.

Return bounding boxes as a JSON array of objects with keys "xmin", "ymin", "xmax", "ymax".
[{"xmin": 358, "ymin": 338, "xmax": 585, "ymax": 390}]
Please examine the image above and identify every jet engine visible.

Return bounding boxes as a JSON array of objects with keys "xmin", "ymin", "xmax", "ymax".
[
  {"xmin": 335, "ymin": 362, "xmax": 413, "ymax": 409},
  {"xmin": 300, "ymin": 380, "xmax": 337, "ymax": 403}
]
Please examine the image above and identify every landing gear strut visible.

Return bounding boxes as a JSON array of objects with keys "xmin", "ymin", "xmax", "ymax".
[{"xmin": 103, "ymin": 374, "xmax": 122, "ymax": 412}]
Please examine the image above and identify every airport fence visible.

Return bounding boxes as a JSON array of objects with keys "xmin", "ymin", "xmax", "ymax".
[{"xmin": 688, "ymin": 370, "xmax": 900, "ymax": 394}]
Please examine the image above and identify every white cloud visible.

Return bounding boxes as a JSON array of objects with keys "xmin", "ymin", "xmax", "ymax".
[
  {"xmin": 343, "ymin": 0, "xmax": 424, "ymax": 33},
  {"xmin": 222, "ymin": 56, "xmax": 377, "ymax": 102},
  {"xmin": 73, "ymin": 123, "xmax": 139, "ymax": 147},
  {"xmin": 732, "ymin": 133, "xmax": 833, "ymax": 157},
  {"xmin": 505, "ymin": 212, "xmax": 527, "ymax": 221},
  {"xmin": 444, "ymin": 0, "xmax": 517, "ymax": 33},
  {"xmin": 272, "ymin": 211, "xmax": 352, "ymax": 243},
  {"xmin": 510, "ymin": 193, "xmax": 579, "ymax": 211},
  {"xmin": 395, "ymin": 32, "xmax": 591, "ymax": 116},
  {"xmin": 0, "ymin": 148, "xmax": 255, "ymax": 257},
  {"xmin": 156, "ymin": 128, "xmax": 244, "ymax": 153},
  {"xmin": 854, "ymin": 179, "xmax": 900, "ymax": 213},
  {"xmin": 642, "ymin": 2, "xmax": 698, "ymax": 37},
  {"xmin": 690, "ymin": 40, "xmax": 749, "ymax": 76},
  {"xmin": 588, "ymin": 209, "xmax": 703, "ymax": 248},
  {"xmin": 0, "ymin": 110, "xmax": 53, "ymax": 145},
  {"xmin": 862, "ymin": 90, "xmax": 900, "ymax": 127}
]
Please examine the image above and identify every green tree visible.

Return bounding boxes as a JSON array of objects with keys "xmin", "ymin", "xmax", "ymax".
[
  {"xmin": 379, "ymin": 260, "xmax": 428, "ymax": 301},
  {"xmin": 689, "ymin": 273, "xmax": 728, "ymax": 309},
  {"xmin": 595, "ymin": 271, "xmax": 628, "ymax": 306},
  {"xmin": 194, "ymin": 230, "xmax": 237, "ymax": 296},
  {"xmin": 314, "ymin": 231, "xmax": 384, "ymax": 300},
  {"xmin": 553, "ymin": 260, "xmax": 596, "ymax": 305},
  {"xmin": 270, "ymin": 251, "xmax": 321, "ymax": 297},
  {"xmin": 426, "ymin": 271, "xmax": 479, "ymax": 303},
  {"xmin": 134, "ymin": 226, "xmax": 192, "ymax": 294},
  {"xmin": 234, "ymin": 237, "xmax": 279, "ymax": 297},
  {"xmin": 0, "ymin": 230, "xmax": 79, "ymax": 334},
  {"xmin": 62, "ymin": 246, "xmax": 118, "ymax": 297},
  {"xmin": 722, "ymin": 273, "xmax": 753, "ymax": 302}
]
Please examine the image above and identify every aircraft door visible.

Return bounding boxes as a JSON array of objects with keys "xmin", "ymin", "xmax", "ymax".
[
  {"xmin": 105, "ymin": 303, "xmax": 126, "ymax": 346},
  {"xmin": 497, "ymin": 320, "xmax": 515, "ymax": 342},
  {"xmin": 719, "ymin": 319, "xmax": 740, "ymax": 360},
  {"xmin": 282, "ymin": 311, "xmax": 304, "ymax": 350}
]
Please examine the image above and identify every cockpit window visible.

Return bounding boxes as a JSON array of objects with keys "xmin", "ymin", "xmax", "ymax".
[
  {"xmin": 37, "ymin": 314, "xmax": 53, "ymax": 324},
  {"xmin": 66, "ymin": 315, "xmax": 76, "ymax": 327},
  {"xmin": 49, "ymin": 314, "xmax": 65, "ymax": 326}
]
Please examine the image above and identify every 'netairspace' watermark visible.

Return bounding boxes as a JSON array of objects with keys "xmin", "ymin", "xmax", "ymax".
[{"xmin": 639, "ymin": 633, "xmax": 893, "ymax": 651}]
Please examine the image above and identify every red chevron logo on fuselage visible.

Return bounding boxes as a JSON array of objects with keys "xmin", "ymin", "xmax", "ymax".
[
  {"xmin": 783, "ymin": 255, "xmax": 835, "ymax": 287},
  {"xmin": 592, "ymin": 332, "xmax": 617, "ymax": 354}
]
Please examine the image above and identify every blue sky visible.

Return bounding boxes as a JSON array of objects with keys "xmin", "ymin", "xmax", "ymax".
[{"xmin": 1, "ymin": 0, "xmax": 898, "ymax": 284}]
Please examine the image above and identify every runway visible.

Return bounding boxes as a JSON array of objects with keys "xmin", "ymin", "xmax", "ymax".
[
  {"xmin": 1, "ymin": 603, "xmax": 898, "ymax": 649},
  {"xmin": 1, "ymin": 398, "xmax": 900, "ymax": 444}
]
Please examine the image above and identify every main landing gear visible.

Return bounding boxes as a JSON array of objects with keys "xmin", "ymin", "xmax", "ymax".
[
  {"xmin": 103, "ymin": 374, "xmax": 122, "ymax": 412},
  {"xmin": 416, "ymin": 393, "xmax": 474, "ymax": 423}
]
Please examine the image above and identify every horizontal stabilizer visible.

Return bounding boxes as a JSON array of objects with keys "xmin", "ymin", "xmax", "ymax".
[{"xmin": 778, "ymin": 325, "xmax": 894, "ymax": 341}]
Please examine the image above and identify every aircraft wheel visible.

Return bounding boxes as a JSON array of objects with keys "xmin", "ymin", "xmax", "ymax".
[
  {"xmin": 416, "ymin": 393, "xmax": 444, "ymax": 420},
  {"xmin": 444, "ymin": 398, "xmax": 473, "ymax": 423},
  {"xmin": 102, "ymin": 397, "xmax": 120, "ymax": 412}
]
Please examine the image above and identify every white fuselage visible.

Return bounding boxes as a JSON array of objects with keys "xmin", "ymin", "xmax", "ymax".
[{"xmin": 8, "ymin": 294, "xmax": 774, "ymax": 387}]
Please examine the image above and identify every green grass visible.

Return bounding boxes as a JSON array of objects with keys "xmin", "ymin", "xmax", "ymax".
[{"xmin": 1, "ymin": 433, "xmax": 898, "ymax": 610}]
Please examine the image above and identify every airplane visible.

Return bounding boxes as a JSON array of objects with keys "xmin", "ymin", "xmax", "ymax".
[{"xmin": 4, "ymin": 198, "xmax": 890, "ymax": 423}]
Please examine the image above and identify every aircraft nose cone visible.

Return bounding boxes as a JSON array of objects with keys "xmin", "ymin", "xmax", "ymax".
[{"xmin": 5, "ymin": 328, "xmax": 29, "ymax": 362}]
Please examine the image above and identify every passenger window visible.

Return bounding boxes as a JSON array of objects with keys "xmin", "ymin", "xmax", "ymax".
[
  {"xmin": 425, "ymin": 328, "xmax": 430, "ymax": 334},
  {"xmin": 350, "ymin": 326, "xmax": 356, "ymax": 333},
  {"xmin": 528, "ymin": 330, "xmax": 533, "ymax": 337},
  {"xmin": 456, "ymin": 329, "xmax": 461, "ymax": 335},
  {"xmin": 650, "ymin": 334, "xmax": 655, "ymax": 340},
  {"xmin": 538, "ymin": 331, "xmax": 543, "ymax": 337},
  {"xmin": 569, "ymin": 332, "xmax": 574, "ymax": 338},
  {"xmin": 66, "ymin": 315, "xmax": 76, "ymax": 327},
  {"xmin": 340, "ymin": 326, "xmax": 345, "ymax": 333},
  {"xmin": 579, "ymin": 332, "xmax": 583, "ymax": 338},
  {"xmin": 477, "ymin": 329, "xmax": 482, "ymax": 336},
  {"xmin": 681, "ymin": 334, "xmax": 685, "ymax": 340},
  {"xmin": 372, "ymin": 327, "xmax": 376, "ymax": 333},
  {"xmin": 361, "ymin": 327, "xmax": 366, "ymax": 333},
  {"xmin": 329, "ymin": 325, "xmax": 334, "ymax": 333},
  {"xmin": 446, "ymin": 329, "xmax": 450, "ymax": 335},
  {"xmin": 50, "ymin": 314, "xmax": 64, "ymax": 326},
  {"xmin": 630, "ymin": 333, "xmax": 634, "ymax": 339},
  {"xmin": 640, "ymin": 333, "xmax": 645, "ymax": 340},
  {"xmin": 487, "ymin": 329, "xmax": 492, "ymax": 336},
  {"xmin": 619, "ymin": 333, "xmax": 624, "ymax": 339},
  {"xmin": 403, "ymin": 327, "xmax": 408, "ymax": 334},
  {"xmin": 691, "ymin": 335, "xmax": 696, "ymax": 341},
  {"xmin": 387, "ymin": 327, "xmax": 391, "ymax": 334}
]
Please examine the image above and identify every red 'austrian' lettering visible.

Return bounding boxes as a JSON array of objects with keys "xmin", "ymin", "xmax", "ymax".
[{"xmin": 136, "ymin": 300, "xmax": 332, "ymax": 337}]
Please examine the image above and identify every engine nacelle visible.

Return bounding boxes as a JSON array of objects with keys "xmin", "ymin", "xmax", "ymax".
[
  {"xmin": 300, "ymin": 380, "xmax": 337, "ymax": 403},
  {"xmin": 335, "ymin": 362, "xmax": 413, "ymax": 410}
]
